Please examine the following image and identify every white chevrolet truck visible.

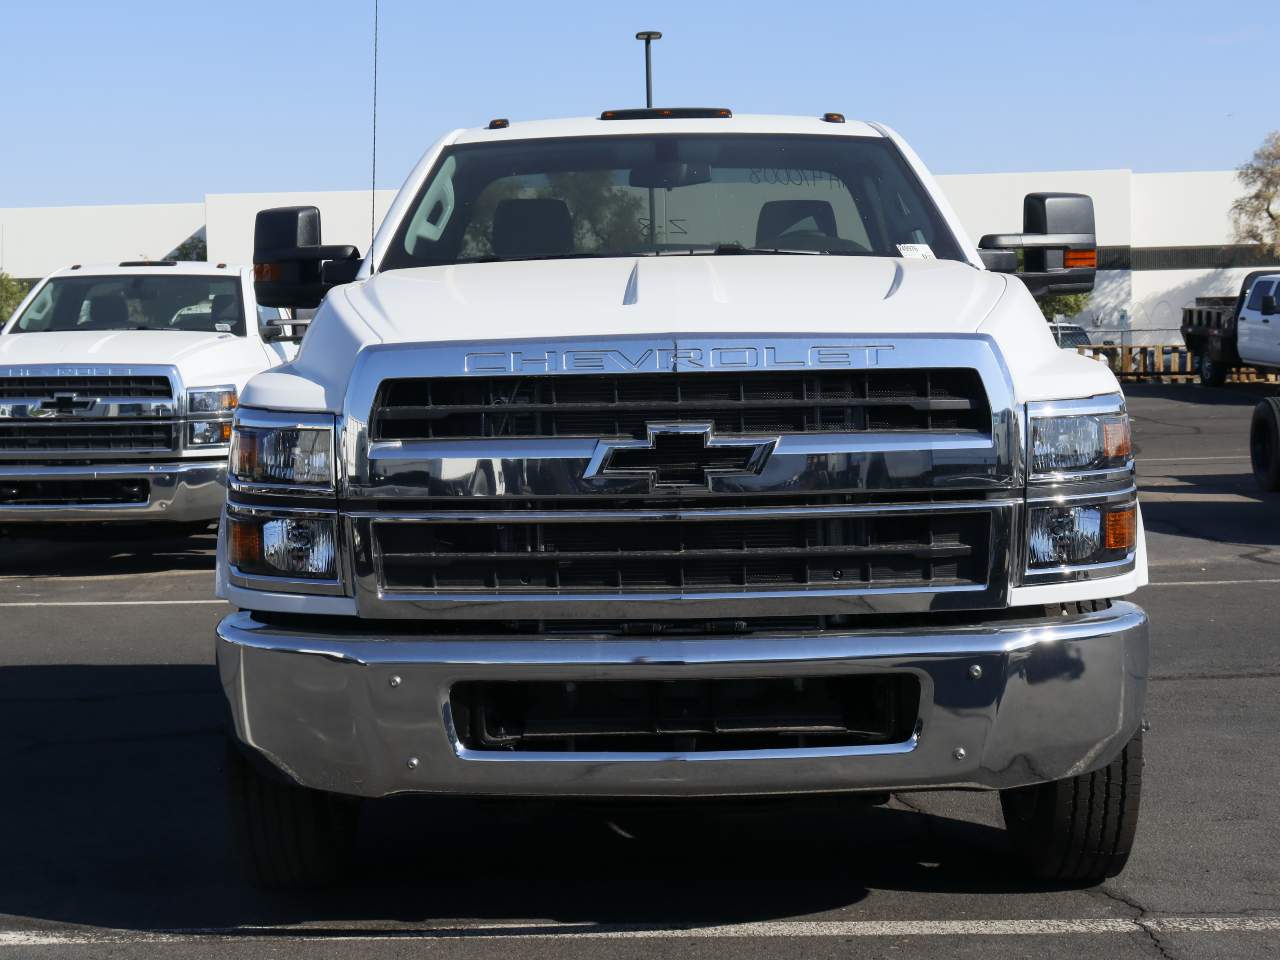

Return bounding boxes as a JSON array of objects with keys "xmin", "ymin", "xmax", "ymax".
[
  {"xmin": 0, "ymin": 261, "xmax": 301, "ymax": 527},
  {"xmin": 217, "ymin": 109, "xmax": 1149, "ymax": 888}
]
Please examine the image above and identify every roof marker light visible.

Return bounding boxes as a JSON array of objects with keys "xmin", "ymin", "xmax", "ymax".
[
  {"xmin": 600, "ymin": 107, "xmax": 732, "ymax": 120},
  {"xmin": 822, "ymin": 112, "xmax": 846, "ymax": 123},
  {"xmin": 487, "ymin": 118, "xmax": 510, "ymax": 129}
]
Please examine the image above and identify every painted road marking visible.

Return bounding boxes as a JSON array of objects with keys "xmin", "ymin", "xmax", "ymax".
[
  {"xmin": 0, "ymin": 600, "xmax": 226, "ymax": 607},
  {"xmin": 1, "ymin": 916, "xmax": 1279, "ymax": 945},
  {"xmin": 1145, "ymin": 578, "xmax": 1280, "ymax": 587}
]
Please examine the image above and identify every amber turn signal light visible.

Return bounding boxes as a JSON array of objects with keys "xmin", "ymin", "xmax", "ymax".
[
  {"xmin": 228, "ymin": 516, "xmax": 263, "ymax": 569},
  {"xmin": 1064, "ymin": 249, "xmax": 1097, "ymax": 269},
  {"xmin": 1103, "ymin": 418, "xmax": 1132, "ymax": 460},
  {"xmin": 1104, "ymin": 506, "xmax": 1137, "ymax": 553}
]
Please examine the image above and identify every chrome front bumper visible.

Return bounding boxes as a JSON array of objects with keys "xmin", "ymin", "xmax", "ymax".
[
  {"xmin": 217, "ymin": 601, "xmax": 1148, "ymax": 799},
  {"xmin": 0, "ymin": 460, "xmax": 227, "ymax": 523}
]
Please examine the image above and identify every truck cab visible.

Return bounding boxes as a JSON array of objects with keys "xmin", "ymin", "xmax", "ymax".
[
  {"xmin": 0, "ymin": 261, "xmax": 304, "ymax": 526},
  {"xmin": 215, "ymin": 111, "xmax": 1148, "ymax": 889},
  {"xmin": 1237, "ymin": 272, "xmax": 1280, "ymax": 370}
]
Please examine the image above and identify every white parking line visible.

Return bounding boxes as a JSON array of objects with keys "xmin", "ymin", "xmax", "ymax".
[
  {"xmin": 0, "ymin": 600, "xmax": 226, "ymax": 607},
  {"xmin": 1139, "ymin": 455, "xmax": 1249, "ymax": 463},
  {"xmin": 1146, "ymin": 578, "xmax": 1280, "ymax": 587},
  {"xmin": 1, "ymin": 916, "xmax": 1279, "ymax": 945}
]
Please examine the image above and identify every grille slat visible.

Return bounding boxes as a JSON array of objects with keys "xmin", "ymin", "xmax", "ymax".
[
  {"xmin": 0, "ymin": 376, "xmax": 172, "ymax": 401},
  {"xmin": 0, "ymin": 423, "xmax": 174, "ymax": 452},
  {"xmin": 373, "ymin": 369, "xmax": 990, "ymax": 440},
  {"xmin": 376, "ymin": 513, "xmax": 990, "ymax": 594}
]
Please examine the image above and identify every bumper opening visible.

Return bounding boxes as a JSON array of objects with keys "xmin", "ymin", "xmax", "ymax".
[
  {"xmin": 451, "ymin": 675, "xmax": 921, "ymax": 753},
  {"xmin": 0, "ymin": 477, "xmax": 150, "ymax": 506}
]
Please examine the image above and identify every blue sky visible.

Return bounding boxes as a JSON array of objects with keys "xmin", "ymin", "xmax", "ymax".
[{"xmin": 0, "ymin": 0, "xmax": 1273, "ymax": 208}]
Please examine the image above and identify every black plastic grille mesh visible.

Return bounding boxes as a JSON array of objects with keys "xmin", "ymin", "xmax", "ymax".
[
  {"xmin": 376, "ymin": 511, "xmax": 990, "ymax": 593},
  {"xmin": 0, "ymin": 376, "xmax": 172, "ymax": 400},
  {"xmin": 373, "ymin": 369, "xmax": 990, "ymax": 440}
]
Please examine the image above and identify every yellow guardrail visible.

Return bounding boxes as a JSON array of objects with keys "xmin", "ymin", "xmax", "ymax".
[{"xmin": 1075, "ymin": 345, "xmax": 1278, "ymax": 384}]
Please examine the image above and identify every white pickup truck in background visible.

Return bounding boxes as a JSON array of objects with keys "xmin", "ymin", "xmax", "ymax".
[{"xmin": 0, "ymin": 261, "xmax": 304, "ymax": 528}]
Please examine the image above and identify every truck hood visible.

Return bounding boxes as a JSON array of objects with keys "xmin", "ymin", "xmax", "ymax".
[
  {"xmin": 343, "ymin": 255, "xmax": 1006, "ymax": 342},
  {"xmin": 256, "ymin": 254, "xmax": 1117, "ymax": 412},
  {"xmin": 0, "ymin": 330, "xmax": 268, "ymax": 389}
]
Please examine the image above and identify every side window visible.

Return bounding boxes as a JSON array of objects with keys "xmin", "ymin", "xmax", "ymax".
[
  {"xmin": 1246, "ymin": 280, "xmax": 1276, "ymax": 312},
  {"xmin": 14, "ymin": 284, "xmax": 55, "ymax": 331}
]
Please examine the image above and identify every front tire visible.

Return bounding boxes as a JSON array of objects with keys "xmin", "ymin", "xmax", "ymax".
[
  {"xmin": 225, "ymin": 739, "xmax": 359, "ymax": 889},
  {"xmin": 1199, "ymin": 353, "xmax": 1227, "ymax": 386},
  {"xmin": 1000, "ymin": 732, "xmax": 1143, "ymax": 884},
  {"xmin": 1250, "ymin": 398, "xmax": 1280, "ymax": 491}
]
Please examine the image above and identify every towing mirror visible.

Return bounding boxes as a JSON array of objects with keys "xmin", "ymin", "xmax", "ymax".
[
  {"xmin": 1262, "ymin": 294, "xmax": 1279, "ymax": 316},
  {"xmin": 978, "ymin": 192, "xmax": 1097, "ymax": 298},
  {"xmin": 253, "ymin": 206, "xmax": 362, "ymax": 310},
  {"xmin": 260, "ymin": 308, "xmax": 314, "ymax": 344}
]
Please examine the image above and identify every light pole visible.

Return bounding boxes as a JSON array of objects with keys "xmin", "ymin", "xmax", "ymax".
[{"xmin": 635, "ymin": 31, "xmax": 661, "ymax": 108}]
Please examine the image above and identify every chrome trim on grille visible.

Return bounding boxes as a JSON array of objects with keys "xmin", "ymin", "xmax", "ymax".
[{"xmin": 337, "ymin": 335, "xmax": 1021, "ymax": 620}]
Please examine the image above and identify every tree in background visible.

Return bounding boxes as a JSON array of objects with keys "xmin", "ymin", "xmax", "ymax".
[
  {"xmin": 1038, "ymin": 292, "xmax": 1091, "ymax": 322},
  {"xmin": 1231, "ymin": 131, "xmax": 1280, "ymax": 257},
  {"xmin": 0, "ymin": 272, "xmax": 33, "ymax": 322}
]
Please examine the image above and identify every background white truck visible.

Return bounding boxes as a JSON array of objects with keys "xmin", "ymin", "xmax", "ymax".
[
  {"xmin": 216, "ymin": 109, "xmax": 1148, "ymax": 889},
  {"xmin": 0, "ymin": 261, "xmax": 304, "ymax": 528}
]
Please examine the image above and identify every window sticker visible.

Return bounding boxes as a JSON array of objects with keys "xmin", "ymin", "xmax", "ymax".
[{"xmin": 896, "ymin": 243, "xmax": 935, "ymax": 260}]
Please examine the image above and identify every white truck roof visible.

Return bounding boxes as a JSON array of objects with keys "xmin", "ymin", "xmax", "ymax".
[
  {"xmin": 451, "ymin": 113, "xmax": 882, "ymax": 145},
  {"xmin": 44, "ymin": 261, "xmax": 248, "ymax": 279}
]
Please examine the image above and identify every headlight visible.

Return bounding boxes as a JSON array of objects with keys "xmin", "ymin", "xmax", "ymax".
[
  {"xmin": 187, "ymin": 386, "xmax": 237, "ymax": 414},
  {"xmin": 1031, "ymin": 412, "xmax": 1131, "ymax": 477},
  {"xmin": 228, "ymin": 513, "xmax": 337, "ymax": 579},
  {"xmin": 189, "ymin": 420, "xmax": 233, "ymax": 445},
  {"xmin": 1028, "ymin": 502, "xmax": 1136, "ymax": 568},
  {"xmin": 230, "ymin": 413, "xmax": 334, "ymax": 490}
]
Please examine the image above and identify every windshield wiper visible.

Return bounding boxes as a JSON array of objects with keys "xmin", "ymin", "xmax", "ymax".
[{"xmin": 457, "ymin": 252, "xmax": 619, "ymax": 264}]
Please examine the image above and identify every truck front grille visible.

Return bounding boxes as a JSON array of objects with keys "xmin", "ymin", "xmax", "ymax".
[
  {"xmin": 451, "ymin": 675, "xmax": 921, "ymax": 752},
  {"xmin": 375, "ymin": 510, "xmax": 991, "ymax": 593},
  {"xmin": 0, "ymin": 376, "xmax": 172, "ymax": 401},
  {"xmin": 373, "ymin": 369, "xmax": 990, "ymax": 440},
  {"xmin": 0, "ymin": 423, "xmax": 175, "ymax": 452}
]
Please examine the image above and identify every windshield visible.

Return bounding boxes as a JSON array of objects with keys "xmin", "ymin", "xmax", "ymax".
[
  {"xmin": 8, "ymin": 274, "xmax": 246, "ymax": 335},
  {"xmin": 381, "ymin": 134, "xmax": 966, "ymax": 269}
]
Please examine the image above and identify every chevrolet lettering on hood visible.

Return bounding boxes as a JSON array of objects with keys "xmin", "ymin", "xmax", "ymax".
[{"xmin": 463, "ymin": 343, "xmax": 896, "ymax": 374}]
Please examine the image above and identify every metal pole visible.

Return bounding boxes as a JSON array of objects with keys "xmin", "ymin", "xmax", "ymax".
[
  {"xmin": 635, "ymin": 31, "xmax": 661, "ymax": 108},
  {"xmin": 635, "ymin": 32, "xmax": 662, "ymax": 247},
  {"xmin": 645, "ymin": 40, "xmax": 653, "ymax": 107}
]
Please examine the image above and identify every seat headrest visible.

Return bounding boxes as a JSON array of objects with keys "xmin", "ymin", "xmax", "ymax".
[
  {"xmin": 210, "ymin": 293, "xmax": 236, "ymax": 318},
  {"xmin": 84, "ymin": 294, "xmax": 128, "ymax": 329},
  {"xmin": 492, "ymin": 198, "xmax": 574, "ymax": 259},
  {"xmin": 755, "ymin": 200, "xmax": 838, "ymax": 248}
]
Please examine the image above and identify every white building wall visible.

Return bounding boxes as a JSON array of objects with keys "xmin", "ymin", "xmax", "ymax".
[
  {"xmin": 205, "ymin": 190, "xmax": 397, "ymax": 267},
  {"xmin": 0, "ymin": 202, "xmax": 204, "ymax": 279},
  {"xmin": 936, "ymin": 170, "xmax": 1133, "ymax": 247},
  {"xmin": 1131, "ymin": 171, "xmax": 1239, "ymax": 247}
]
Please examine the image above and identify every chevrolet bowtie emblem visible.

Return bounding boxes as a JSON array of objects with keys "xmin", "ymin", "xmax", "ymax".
[
  {"xmin": 38, "ymin": 392, "xmax": 92, "ymax": 416},
  {"xmin": 585, "ymin": 423, "xmax": 776, "ymax": 490}
]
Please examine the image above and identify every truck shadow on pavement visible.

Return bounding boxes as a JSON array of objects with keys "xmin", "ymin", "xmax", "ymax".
[
  {"xmin": 0, "ymin": 524, "xmax": 215, "ymax": 577},
  {"xmin": 0, "ymin": 663, "xmax": 1059, "ymax": 934},
  {"xmin": 1139, "ymin": 472, "xmax": 1280, "ymax": 551}
]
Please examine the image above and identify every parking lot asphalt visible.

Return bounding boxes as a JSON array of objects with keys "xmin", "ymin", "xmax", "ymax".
[{"xmin": 1, "ymin": 381, "xmax": 1278, "ymax": 959}]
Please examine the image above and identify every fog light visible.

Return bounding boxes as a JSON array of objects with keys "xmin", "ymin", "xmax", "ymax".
[
  {"xmin": 228, "ymin": 514, "xmax": 336, "ymax": 579},
  {"xmin": 189, "ymin": 420, "xmax": 232, "ymax": 445}
]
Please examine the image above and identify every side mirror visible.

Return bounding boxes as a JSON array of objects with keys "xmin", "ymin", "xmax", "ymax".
[
  {"xmin": 253, "ymin": 206, "xmax": 361, "ymax": 309},
  {"xmin": 1262, "ymin": 295, "xmax": 1278, "ymax": 316},
  {"xmin": 260, "ymin": 308, "xmax": 314, "ymax": 343},
  {"xmin": 978, "ymin": 192, "xmax": 1097, "ymax": 298}
]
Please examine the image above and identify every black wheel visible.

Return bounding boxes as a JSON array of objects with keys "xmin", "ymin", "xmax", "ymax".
[
  {"xmin": 1000, "ymin": 732, "xmax": 1143, "ymax": 884},
  {"xmin": 1250, "ymin": 398, "xmax": 1280, "ymax": 491},
  {"xmin": 1199, "ymin": 353, "xmax": 1227, "ymax": 386},
  {"xmin": 225, "ymin": 739, "xmax": 359, "ymax": 889}
]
